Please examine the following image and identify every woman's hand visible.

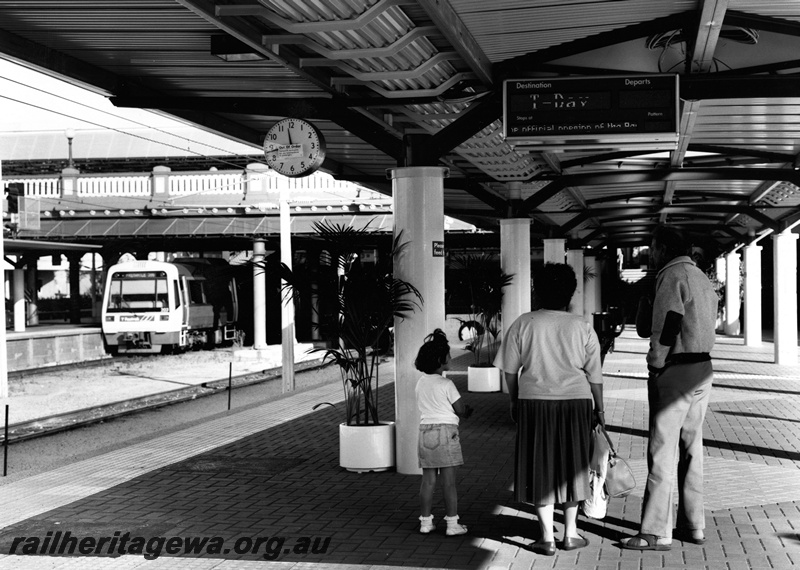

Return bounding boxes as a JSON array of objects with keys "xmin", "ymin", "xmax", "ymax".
[
  {"xmin": 594, "ymin": 409, "xmax": 606, "ymax": 429},
  {"xmin": 510, "ymin": 400, "xmax": 519, "ymax": 423}
]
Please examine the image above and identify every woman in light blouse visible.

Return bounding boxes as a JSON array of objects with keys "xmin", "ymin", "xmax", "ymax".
[{"xmin": 495, "ymin": 263, "xmax": 604, "ymax": 555}]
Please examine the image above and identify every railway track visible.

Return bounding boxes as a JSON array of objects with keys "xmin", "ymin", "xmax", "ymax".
[{"xmin": 2, "ymin": 356, "xmax": 329, "ymax": 445}]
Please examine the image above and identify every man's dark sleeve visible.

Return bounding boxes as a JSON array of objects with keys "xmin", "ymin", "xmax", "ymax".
[{"xmin": 659, "ymin": 310, "xmax": 683, "ymax": 346}]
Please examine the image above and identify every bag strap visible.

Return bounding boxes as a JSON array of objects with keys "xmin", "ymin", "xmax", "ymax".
[{"xmin": 598, "ymin": 425, "xmax": 618, "ymax": 457}]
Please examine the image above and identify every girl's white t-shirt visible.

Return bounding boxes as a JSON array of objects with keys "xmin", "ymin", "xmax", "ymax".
[{"xmin": 415, "ymin": 373, "xmax": 461, "ymax": 425}]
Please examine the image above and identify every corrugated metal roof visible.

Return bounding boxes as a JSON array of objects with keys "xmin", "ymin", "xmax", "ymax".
[{"xmin": 3, "ymin": 0, "xmax": 800, "ymax": 250}]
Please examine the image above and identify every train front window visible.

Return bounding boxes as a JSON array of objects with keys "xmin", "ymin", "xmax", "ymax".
[{"xmin": 106, "ymin": 271, "xmax": 170, "ymax": 312}]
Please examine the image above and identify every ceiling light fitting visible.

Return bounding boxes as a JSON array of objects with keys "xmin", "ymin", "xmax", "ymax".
[{"xmin": 210, "ymin": 35, "xmax": 265, "ymax": 62}]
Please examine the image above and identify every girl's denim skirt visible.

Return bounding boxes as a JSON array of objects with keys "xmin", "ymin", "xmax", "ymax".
[{"xmin": 418, "ymin": 423, "xmax": 463, "ymax": 468}]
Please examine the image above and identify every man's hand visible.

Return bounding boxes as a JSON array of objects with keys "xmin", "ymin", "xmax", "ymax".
[
  {"xmin": 647, "ymin": 364, "xmax": 665, "ymax": 379},
  {"xmin": 461, "ymin": 404, "xmax": 474, "ymax": 419}
]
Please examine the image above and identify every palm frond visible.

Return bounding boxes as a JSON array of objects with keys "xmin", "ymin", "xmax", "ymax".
[
  {"xmin": 449, "ymin": 253, "xmax": 513, "ymax": 365},
  {"xmin": 301, "ymin": 223, "xmax": 423, "ymax": 425}
]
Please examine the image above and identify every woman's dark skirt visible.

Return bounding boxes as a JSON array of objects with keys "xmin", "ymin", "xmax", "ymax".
[{"xmin": 514, "ymin": 398, "xmax": 593, "ymax": 505}]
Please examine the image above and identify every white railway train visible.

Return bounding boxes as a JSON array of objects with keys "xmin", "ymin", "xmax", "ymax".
[{"xmin": 101, "ymin": 258, "xmax": 239, "ymax": 355}]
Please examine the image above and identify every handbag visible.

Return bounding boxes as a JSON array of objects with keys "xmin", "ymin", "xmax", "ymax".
[
  {"xmin": 582, "ymin": 469, "xmax": 608, "ymax": 519},
  {"xmin": 581, "ymin": 425, "xmax": 611, "ymax": 519},
  {"xmin": 598, "ymin": 425, "xmax": 636, "ymax": 498}
]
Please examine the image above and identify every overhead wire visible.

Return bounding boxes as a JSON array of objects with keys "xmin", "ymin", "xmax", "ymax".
[
  {"xmin": 0, "ymin": 93, "xmax": 275, "ymax": 209},
  {"xmin": 0, "ymin": 94, "xmax": 265, "ymax": 173},
  {"xmin": 0, "ymin": 75, "xmax": 268, "ymax": 172},
  {"xmin": 0, "ymin": 77, "xmax": 276, "ymax": 207},
  {"xmin": 0, "ymin": 90, "xmax": 362, "ymax": 221}
]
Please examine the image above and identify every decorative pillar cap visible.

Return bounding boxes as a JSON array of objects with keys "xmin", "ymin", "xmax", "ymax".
[{"xmin": 387, "ymin": 167, "xmax": 449, "ymax": 180}]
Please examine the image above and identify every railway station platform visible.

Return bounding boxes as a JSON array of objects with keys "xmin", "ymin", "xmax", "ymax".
[
  {"xmin": 0, "ymin": 329, "xmax": 798, "ymax": 569},
  {"xmin": 4, "ymin": 324, "xmax": 108, "ymax": 373}
]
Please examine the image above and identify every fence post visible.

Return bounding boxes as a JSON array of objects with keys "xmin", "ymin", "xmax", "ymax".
[
  {"xmin": 61, "ymin": 167, "xmax": 79, "ymax": 197},
  {"xmin": 152, "ymin": 165, "xmax": 171, "ymax": 197}
]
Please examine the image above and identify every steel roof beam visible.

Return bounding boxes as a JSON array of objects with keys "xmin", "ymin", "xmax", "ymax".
[
  {"xmin": 110, "ymin": 96, "xmax": 403, "ymax": 162},
  {"xmin": 177, "ymin": 0, "xmax": 334, "ymax": 93},
  {"xmin": 560, "ymin": 150, "xmax": 666, "ymax": 169},
  {"xmin": 520, "ymin": 168, "xmax": 800, "ymax": 214},
  {"xmin": 724, "ymin": 10, "xmax": 800, "ymax": 38},
  {"xmin": 714, "ymin": 58, "xmax": 800, "ymax": 76},
  {"xmin": 494, "ymin": 12, "xmax": 694, "ymax": 80},
  {"xmin": 666, "ymin": 205, "xmax": 779, "ymax": 231},
  {"xmin": 0, "ymin": 30, "xmax": 264, "ymax": 148},
  {"xmin": 585, "ymin": 191, "xmax": 665, "ymax": 205},
  {"xmin": 681, "ymin": 75, "xmax": 800, "ymax": 99},
  {"xmin": 217, "ymin": 0, "xmax": 417, "ymax": 34},
  {"xmin": 577, "ymin": 229, "xmax": 606, "ymax": 246},
  {"xmin": 556, "ymin": 211, "xmax": 593, "ymax": 236},
  {"xmin": 688, "ymin": 0, "xmax": 729, "ymax": 73},
  {"xmin": 424, "ymin": 90, "xmax": 503, "ymax": 159},
  {"xmin": 687, "ymin": 144, "xmax": 794, "ymax": 164},
  {"xmin": 415, "ymin": 0, "xmax": 493, "ymax": 86},
  {"xmin": 263, "ymin": 26, "xmax": 440, "ymax": 60}
]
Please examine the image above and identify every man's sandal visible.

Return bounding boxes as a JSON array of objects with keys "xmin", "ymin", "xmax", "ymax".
[
  {"xmin": 674, "ymin": 528, "xmax": 706, "ymax": 545},
  {"xmin": 620, "ymin": 534, "xmax": 671, "ymax": 551}
]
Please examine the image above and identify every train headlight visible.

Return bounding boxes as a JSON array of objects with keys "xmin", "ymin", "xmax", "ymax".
[
  {"xmin": 160, "ymin": 315, "xmax": 169, "ymax": 321},
  {"xmin": 105, "ymin": 316, "xmax": 115, "ymax": 322}
]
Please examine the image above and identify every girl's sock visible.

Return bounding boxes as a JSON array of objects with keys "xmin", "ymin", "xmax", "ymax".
[
  {"xmin": 444, "ymin": 515, "xmax": 468, "ymax": 536},
  {"xmin": 419, "ymin": 515, "xmax": 435, "ymax": 534}
]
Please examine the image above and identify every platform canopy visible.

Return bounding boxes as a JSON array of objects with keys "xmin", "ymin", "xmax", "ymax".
[
  {"xmin": 3, "ymin": 1, "xmax": 800, "ymax": 253},
  {"xmin": 3, "ymin": 238, "xmax": 101, "ymax": 255}
]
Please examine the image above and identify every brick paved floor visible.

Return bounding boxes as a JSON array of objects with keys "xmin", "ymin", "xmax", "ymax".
[{"xmin": 0, "ymin": 331, "xmax": 798, "ymax": 569}]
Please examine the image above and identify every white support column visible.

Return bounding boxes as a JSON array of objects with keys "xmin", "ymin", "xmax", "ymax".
[
  {"xmin": 26, "ymin": 258, "xmax": 39, "ymax": 326},
  {"xmin": 89, "ymin": 253, "xmax": 98, "ymax": 320},
  {"xmin": 252, "ymin": 239, "xmax": 267, "ymax": 350},
  {"xmin": 743, "ymin": 243, "xmax": 762, "ymax": 346},
  {"xmin": 715, "ymin": 257, "xmax": 726, "ymax": 284},
  {"xmin": 13, "ymin": 268, "xmax": 25, "ymax": 332},
  {"xmin": 566, "ymin": 249, "xmax": 585, "ymax": 317},
  {"xmin": 724, "ymin": 251, "xmax": 741, "ymax": 336},
  {"xmin": 500, "ymin": 218, "xmax": 531, "ymax": 393},
  {"xmin": 390, "ymin": 166, "xmax": 447, "ymax": 476},
  {"xmin": 773, "ymin": 231, "xmax": 798, "ymax": 364},
  {"xmin": 543, "ymin": 238, "xmax": 566, "ymax": 264},
  {"xmin": 280, "ymin": 188, "xmax": 295, "ymax": 392},
  {"xmin": 500, "ymin": 219, "xmax": 531, "ymax": 329},
  {"xmin": 584, "ymin": 254, "xmax": 601, "ymax": 322},
  {"xmin": 0, "ymin": 159, "xmax": 5, "ymax": 401}
]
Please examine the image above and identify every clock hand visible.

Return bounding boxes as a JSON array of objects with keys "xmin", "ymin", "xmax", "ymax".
[{"xmin": 287, "ymin": 129, "xmax": 293, "ymax": 145}]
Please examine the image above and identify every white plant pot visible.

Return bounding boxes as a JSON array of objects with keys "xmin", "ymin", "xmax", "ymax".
[
  {"xmin": 339, "ymin": 421, "xmax": 395, "ymax": 473},
  {"xmin": 468, "ymin": 365, "xmax": 502, "ymax": 392}
]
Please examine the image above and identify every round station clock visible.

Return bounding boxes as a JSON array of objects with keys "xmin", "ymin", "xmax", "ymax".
[{"xmin": 263, "ymin": 118, "xmax": 326, "ymax": 178}]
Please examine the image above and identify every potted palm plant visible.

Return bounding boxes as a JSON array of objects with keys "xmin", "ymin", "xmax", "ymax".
[
  {"xmin": 284, "ymin": 220, "xmax": 422, "ymax": 472},
  {"xmin": 450, "ymin": 253, "xmax": 513, "ymax": 392}
]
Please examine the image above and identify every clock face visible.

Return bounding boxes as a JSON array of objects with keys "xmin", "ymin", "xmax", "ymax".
[{"xmin": 263, "ymin": 118, "xmax": 326, "ymax": 178}]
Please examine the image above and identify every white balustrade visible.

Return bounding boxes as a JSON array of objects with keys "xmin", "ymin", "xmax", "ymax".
[
  {"xmin": 3, "ymin": 177, "xmax": 60, "ymax": 197},
  {"xmin": 169, "ymin": 172, "xmax": 244, "ymax": 195},
  {"xmin": 77, "ymin": 175, "xmax": 150, "ymax": 196},
  {"xmin": 4, "ymin": 169, "xmax": 376, "ymax": 203}
]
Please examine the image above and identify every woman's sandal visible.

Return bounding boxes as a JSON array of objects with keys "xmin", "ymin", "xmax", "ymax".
[{"xmin": 620, "ymin": 533, "xmax": 671, "ymax": 551}]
